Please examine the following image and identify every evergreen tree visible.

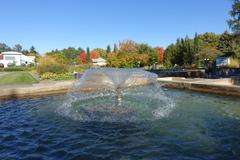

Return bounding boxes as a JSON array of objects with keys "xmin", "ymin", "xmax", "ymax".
[
  {"xmin": 164, "ymin": 44, "xmax": 176, "ymax": 67},
  {"xmin": 193, "ymin": 33, "xmax": 202, "ymax": 65},
  {"xmin": 228, "ymin": 0, "xmax": 240, "ymax": 34},
  {"xmin": 86, "ymin": 47, "xmax": 90, "ymax": 63},
  {"xmin": 0, "ymin": 43, "xmax": 11, "ymax": 52},
  {"xmin": 13, "ymin": 44, "xmax": 23, "ymax": 52},
  {"xmin": 217, "ymin": 31, "xmax": 234, "ymax": 55},
  {"xmin": 29, "ymin": 46, "xmax": 38, "ymax": 54},
  {"xmin": 113, "ymin": 44, "xmax": 118, "ymax": 53},
  {"xmin": 22, "ymin": 49, "xmax": 29, "ymax": 55},
  {"xmin": 107, "ymin": 45, "xmax": 111, "ymax": 54}
]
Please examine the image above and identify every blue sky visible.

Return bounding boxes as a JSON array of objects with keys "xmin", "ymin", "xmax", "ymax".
[{"xmin": 0, "ymin": 0, "xmax": 232, "ymax": 53}]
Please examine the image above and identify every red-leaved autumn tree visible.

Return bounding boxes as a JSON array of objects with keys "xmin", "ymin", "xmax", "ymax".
[
  {"xmin": 79, "ymin": 52, "xmax": 87, "ymax": 63},
  {"xmin": 155, "ymin": 47, "xmax": 164, "ymax": 64},
  {"xmin": 90, "ymin": 50, "xmax": 100, "ymax": 59},
  {"xmin": 79, "ymin": 50, "xmax": 100, "ymax": 63}
]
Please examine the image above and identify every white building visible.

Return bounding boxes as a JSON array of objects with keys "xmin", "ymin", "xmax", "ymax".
[
  {"xmin": 216, "ymin": 56, "xmax": 231, "ymax": 67},
  {"xmin": 0, "ymin": 51, "xmax": 35, "ymax": 68},
  {"xmin": 92, "ymin": 57, "xmax": 107, "ymax": 66}
]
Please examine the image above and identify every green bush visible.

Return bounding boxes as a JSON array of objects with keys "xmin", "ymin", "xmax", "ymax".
[
  {"xmin": 40, "ymin": 72, "xmax": 73, "ymax": 81},
  {"xmin": 37, "ymin": 63, "xmax": 68, "ymax": 74}
]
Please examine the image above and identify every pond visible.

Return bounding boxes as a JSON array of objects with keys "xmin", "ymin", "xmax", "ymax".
[{"xmin": 0, "ymin": 88, "xmax": 240, "ymax": 160}]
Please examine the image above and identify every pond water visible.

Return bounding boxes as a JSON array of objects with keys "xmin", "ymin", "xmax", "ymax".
[{"xmin": 0, "ymin": 88, "xmax": 240, "ymax": 160}]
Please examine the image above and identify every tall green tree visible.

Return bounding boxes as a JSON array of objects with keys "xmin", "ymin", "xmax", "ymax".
[
  {"xmin": 13, "ymin": 44, "xmax": 23, "ymax": 52},
  {"xmin": 113, "ymin": 44, "xmax": 118, "ymax": 53},
  {"xmin": 199, "ymin": 32, "xmax": 220, "ymax": 48},
  {"xmin": 107, "ymin": 45, "xmax": 111, "ymax": 54},
  {"xmin": 193, "ymin": 33, "xmax": 202, "ymax": 66},
  {"xmin": 62, "ymin": 47, "xmax": 79, "ymax": 64},
  {"xmin": 183, "ymin": 37, "xmax": 195, "ymax": 65},
  {"xmin": 29, "ymin": 46, "xmax": 38, "ymax": 54},
  {"xmin": 164, "ymin": 44, "xmax": 177, "ymax": 67},
  {"xmin": 217, "ymin": 31, "xmax": 234, "ymax": 55},
  {"xmin": 22, "ymin": 49, "xmax": 29, "ymax": 55},
  {"xmin": 86, "ymin": 47, "xmax": 90, "ymax": 63},
  {"xmin": 95, "ymin": 48, "xmax": 107, "ymax": 58},
  {"xmin": 78, "ymin": 47, "xmax": 85, "ymax": 54},
  {"xmin": 228, "ymin": 0, "xmax": 240, "ymax": 34},
  {"xmin": 0, "ymin": 43, "xmax": 11, "ymax": 52}
]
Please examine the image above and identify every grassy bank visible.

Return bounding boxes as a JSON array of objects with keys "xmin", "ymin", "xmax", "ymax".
[{"xmin": 0, "ymin": 72, "xmax": 39, "ymax": 85}]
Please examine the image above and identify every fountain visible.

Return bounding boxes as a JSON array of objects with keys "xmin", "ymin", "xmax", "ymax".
[
  {"xmin": 2, "ymin": 68, "xmax": 240, "ymax": 159},
  {"xmin": 58, "ymin": 68, "xmax": 175, "ymax": 122},
  {"xmin": 75, "ymin": 68, "xmax": 158, "ymax": 106}
]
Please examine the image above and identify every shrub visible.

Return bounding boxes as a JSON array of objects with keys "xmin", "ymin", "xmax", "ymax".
[
  {"xmin": 0, "ymin": 63, "xmax": 4, "ymax": 68},
  {"xmin": 229, "ymin": 58, "xmax": 240, "ymax": 68},
  {"xmin": 40, "ymin": 72, "xmax": 73, "ymax": 81},
  {"xmin": 37, "ymin": 56, "xmax": 68, "ymax": 74}
]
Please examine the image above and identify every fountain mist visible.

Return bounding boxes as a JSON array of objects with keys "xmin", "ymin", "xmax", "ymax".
[{"xmin": 57, "ymin": 68, "xmax": 175, "ymax": 122}]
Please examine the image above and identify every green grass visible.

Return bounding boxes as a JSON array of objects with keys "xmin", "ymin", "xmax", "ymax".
[{"xmin": 0, "ymin": 72, "xmax": 39, "ymax": 85}]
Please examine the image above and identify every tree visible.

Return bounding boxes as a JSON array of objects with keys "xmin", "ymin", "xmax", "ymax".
[
  {"xmin": 107, "ymin": 45, "xmax": 111, "ymax": 54},
  {"xmin": 0, "ymin": 43, "xmax": 11, "ymax": 52},
  {"xmin": 78, "ymin": 47, "xmax": 85, "ymax": 54},
  {"xmin": 183, "ymin": 36, "xmax": 195, "ymax": 65},
  {"xmin": 155, "ymin": 47, "xmax": 164, "ymax": 64},
  {"xmin": 107, "ymin": 41, "xmax": 155, "ymax": 68},
  {"xmin": 228, "ymin": 0, "xmax": 240, "ymax": 34},
  {"xmin": 173, "ymin": 38, "xmax": 184, "ymax": 66},
  {"xmin": 22, "ymin": 49, "xmax": 29, "ymax": 55},
  {"xmin": 217, "ymin": 31, "xmax": 234, "ymax": 55},
  {"xmin": 197, "ymin": 46, "xmax": 221, "ymax": 66},
  {"xmin": 148, "ymin": 49, "xmax": 159, "ymax": 65},
  {"xmin": 95, "ymin": 48, "xmax": 107, "ymax": 58},
  {"xmin": 90, "ymin": 50, "xmax": 100, "ymax": 59},
  {"xmin": 164, "ymin": 44, "xmax": 177, "ymax": 67},
  {"xmin": 119, "ymin": 40, "xmax": 138, "ymax": 54},
  {"xmin": 138, "ymin": 44, "xmax": 152, "ymax": 54},
  {"xmin": 113, "ymin": 44, "xmax": 118, "ymax": 53},
  {"xmin": 86, "ymin": 47, "xmax": 90, "ymax": 63},
  {"xmin": 29, "ymin": 46, "xmax": 38, "ymax": 54},
  {"xmin": 79, "ymin": 52, "xmax": 87, "ymax": 63},
  {"xmin": 13, "ymin": 44, "xmax": 23, "ymax": 52},
  {"xmin": 62, "ymin": 47, "xmax": 79, "ymax": 64},
  {"xmin": 199, "ymin": 32, "xmax": 220, "ymax": 48}
]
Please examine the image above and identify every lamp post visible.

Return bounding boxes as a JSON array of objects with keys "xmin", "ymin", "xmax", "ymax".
[
  {"xmin": 204, "ymin": 58, "xmax": 209, "ymax": 68},
  {"xmin": 204, "ymin": 58, "xmax": 210, "ymax": 78}
]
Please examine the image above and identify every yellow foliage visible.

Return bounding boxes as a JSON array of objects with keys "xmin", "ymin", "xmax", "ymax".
[
  {"xmin": 37, "ymin": 55, "xmax": 68, "ymax": 74},
  {"xmin": 229, "ymin": 58, "xmax": 240, "ymax": 68},
  {"xmin": 38, "ymin": 56, "xmax": 57, "ymax": 66}
]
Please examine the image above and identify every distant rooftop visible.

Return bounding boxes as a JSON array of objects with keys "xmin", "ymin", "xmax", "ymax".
[{"xmin": 1, "ymin": 51, "xmax": 23, "ymax": 55}]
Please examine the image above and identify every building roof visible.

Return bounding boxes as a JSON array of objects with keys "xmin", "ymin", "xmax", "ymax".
[
  {"xmin": 92, "ymin": 57, "xmax": 107, "ymax": 63},
  {"xmin": 1, "ymin": 51, "xmax": 23, "ymax": 55}
]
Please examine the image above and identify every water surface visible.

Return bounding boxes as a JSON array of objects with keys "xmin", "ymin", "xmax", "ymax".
[{"xmin": 0, "ymin": 89, "xmax": 240, "ymax": 160}]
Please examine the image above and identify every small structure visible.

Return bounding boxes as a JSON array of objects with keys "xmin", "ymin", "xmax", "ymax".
[
  {"xmin": 92, "ymin": 57, "xmax": 107, "ymax": 67},
  {"xmin": 216, "ymin": 56, "xmax": 231, "ymax": 67},
  {"xmin": 0, "ymin": 51, "xmax": 35, "ymax": 68}
]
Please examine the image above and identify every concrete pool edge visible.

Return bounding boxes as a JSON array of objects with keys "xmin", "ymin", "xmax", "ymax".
[
  {"xmin": 0, "ymin": 80, "xmax": 75, "ymax": 100},
  {"xmin": 0, "ymin": 78, "xmax": 240, "ymax": 100},
  {"xmin": 158, "ymin": 77, "xmax": 240, "ymax": 97}
]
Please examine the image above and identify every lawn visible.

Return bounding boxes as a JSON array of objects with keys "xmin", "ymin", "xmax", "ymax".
[{"xmin": 0, "ymin": 72, "xmax": 39, "ymax": 85}]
